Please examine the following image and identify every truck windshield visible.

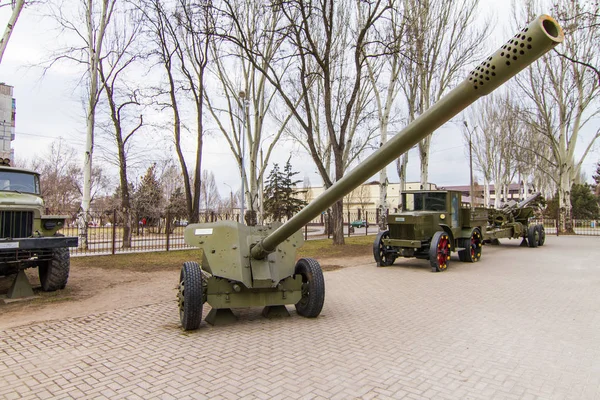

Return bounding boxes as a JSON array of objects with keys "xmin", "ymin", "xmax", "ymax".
[
  {"xmin": 0, "ymin": 171, "xmax": 40, "ymax": 194},
  {"xmin": 403, "ymin": 192, "xmax": 447, "ymax": 211}
]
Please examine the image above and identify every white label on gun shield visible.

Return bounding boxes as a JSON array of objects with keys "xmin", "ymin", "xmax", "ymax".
[
  {"xmin": 194, "ymin": 228, "xmax": 213, "ymax": 236},
  {"xmin": 0, "ymin": 242, "xmax": 19, "ymax": 249},
  {"xmin": 395, "ymin": 217, "xmax": 405, "ymax": 222}
]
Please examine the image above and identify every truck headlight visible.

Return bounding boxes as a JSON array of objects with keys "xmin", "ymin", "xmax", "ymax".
[
  {"xmin": 43, "ymin": 221, "xmax": 63, "ymax": 230},
  {"xmin": 439, "ymin": 214, "xmax": 446, "ymax": 220}
]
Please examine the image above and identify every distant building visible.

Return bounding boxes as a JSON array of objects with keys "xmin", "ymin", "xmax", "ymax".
[
  {"xmin": 303, "ymin": 181, "xmax": 534, "ymax": 213},
  {"xmin": 441, "ymin": 183, "xmax": 535, "ymax": 207},
  {"xmin": 0, "ymin": 83, "xmax": 16, "ymax": 162},
  {"xmin": 304, "ymin": 181, "xmax": 438, "ymax": 213}
]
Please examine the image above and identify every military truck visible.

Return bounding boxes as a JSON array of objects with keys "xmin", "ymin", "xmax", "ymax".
[
  {"xmin": 0, "ymin": 161, "xmax": 78, "ymax": 299},
  {"xmin": 373, "ymin": 190, "xmax": 545, "ymax": 272}
]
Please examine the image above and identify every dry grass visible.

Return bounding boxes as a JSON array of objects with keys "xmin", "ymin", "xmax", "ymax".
[{"xmin": 72, "ymin": 235, "xmax": 376, "ymax": 272}]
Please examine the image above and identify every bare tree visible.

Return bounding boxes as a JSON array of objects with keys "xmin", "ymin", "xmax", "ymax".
[
  {"xmin": 96, "ymin": 3, "xmax": 144, "ymax": 248},
  {"xmin": 514, "ymin": 0, "xmax": 600, "ymax": 232},
  {"xmin": 45, "ymin": 0, "xmax": 116, "ymax": 249},
  {"xmin": 31, "ymin": 139, "xmax": 82, "ymax": 214},
  {"xmin": 219, "ymin": 0, "xmax": 390, "ymax": 244},
  {"xmin": 205, "ymin": 0, "xmax": 293, "ymax": 226},
  {"xmin": 199, "ymin": 170, "xmax": 220, "ymax": 220},
  {"xmin": 0, "ymin": 0, "xmax": 25, "ymax": 63},
  {"xmin": 466, "ymin": 93, "xmax": 516, "ymax": 208},
  {"xmin": 364, "ymin": 2, "xmax": 407, "ymax": 229},
  {"xmin": 139, "ymin": 0, "xmax": 214, "ymax": 224},
  {"xmin": 398, "ymin": 0, "xmax": 488, "ymax": 189}
]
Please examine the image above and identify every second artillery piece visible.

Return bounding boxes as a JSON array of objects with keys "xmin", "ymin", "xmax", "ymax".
[
  {"xmin": 177, "ymin": 15, "xmax": 564, "ymax": 330},
  {"xmin": 373, "ymin": 190, "xmax": 545, "ymax": 271}
]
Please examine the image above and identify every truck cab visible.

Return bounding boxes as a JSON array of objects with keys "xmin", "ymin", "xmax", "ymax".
[
  {"xmin": 0, "ymin": 164, "xmax": 78, "ymax": 298},
  {"xmin": 375, "ymin": 190, "xmax": 486, "ymax": 272}
]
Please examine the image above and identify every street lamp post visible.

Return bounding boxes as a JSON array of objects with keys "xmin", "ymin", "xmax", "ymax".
[
  {"xmin": 463, "ymin": 121, "xmax": 475, "ymax": 207},
  {"xmin": 224, "ymin": 182, "xmax": 234, "ymax": 217}
]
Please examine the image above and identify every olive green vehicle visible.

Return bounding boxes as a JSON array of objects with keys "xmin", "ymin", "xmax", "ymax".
[
  {"xmin": 373, "ymin": 190, "xmax": 545, "ymax": 272},
  {"xmin": 0, "ymin": 164, "xmax": 78, "ymax": 299},
  {"xmin": 176, "ymin": 15, "xmax": 564, "ymax": 330}
]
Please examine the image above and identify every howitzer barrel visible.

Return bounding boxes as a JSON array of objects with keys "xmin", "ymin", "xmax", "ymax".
[
  {"xmin": 517, "ymin": 191, "xmax": 541, "ymax": 208},
  {"xmin": 251, "ymin": 15, "xmax": 564, "ymax": 260}
]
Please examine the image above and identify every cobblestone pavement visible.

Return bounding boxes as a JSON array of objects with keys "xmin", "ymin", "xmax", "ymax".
[{"xmin": 2, "ymin": 236, "xmax": 600, "ymax": 399}]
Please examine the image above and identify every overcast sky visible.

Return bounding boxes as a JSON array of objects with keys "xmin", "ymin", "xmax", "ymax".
[{"xmin": 0, "ymin": 0, "xmax": 599, "ymax": 199}]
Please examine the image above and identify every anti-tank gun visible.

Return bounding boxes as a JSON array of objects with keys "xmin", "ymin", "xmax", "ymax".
[{"xmin": 177, "ymin": 15, "xmax": 564, "ymax": 330}]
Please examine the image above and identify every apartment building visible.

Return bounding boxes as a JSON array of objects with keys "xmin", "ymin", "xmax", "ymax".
[{"xmin": 0, "ymin": 83, "xmax": 16, "ymax": 162}]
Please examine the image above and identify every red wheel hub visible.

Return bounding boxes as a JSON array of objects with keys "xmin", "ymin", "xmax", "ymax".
[{"xmin": 436, "ymin": 235, "xmax": 450, "ymax": 268}]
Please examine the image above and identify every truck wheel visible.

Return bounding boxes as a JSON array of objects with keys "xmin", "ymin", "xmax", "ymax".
[
  {"xmin": 294, "ymin": 258, "xmax": 325, "ymax": 318},
  {"xmin": 458, "ymin": 228, "xmax": 482, "ymax": 263},
  {"xmin": 527, "ymin": 225, "xmax": 539, "ymax": 248},
  {"xmin": 178, "ymin": 261, "xmax": 204, "ymax": 331},
  {"xmin": 537, "ymin": 224, "xmax": 546, "ymax": 246},
  {"xmin": 38, "ymin": 247, "xmax": 70, "ymax": 291},
  {"xmin": 429, "ymin": 231, "xmax": 451, "ymax": 272},
  {"xmin": 373, "ymin": 230, "xmax": 396, "ymax": 266}
]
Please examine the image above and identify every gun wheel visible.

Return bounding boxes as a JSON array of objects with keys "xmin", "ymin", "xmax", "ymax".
[
  {"xmin": 527, "ymin": 225, "xmax": 539, "ymax": 248},
  {"xmin": 294, "ymin": 258, "xmax": 325, "ymax": 318},
  {"xmin": 373, "ymin": 230, "xmax": 396, "ymax": 266},
  {"xmin": 429, "ymin": 231, "xmax": 451, "ymax": 272},
  {"xmin": 458, "ymin": 228, "xmax": 483, "ymax": 263},
  {"xmin": 178, "ymin": 261, "xmax": 204, "ymax": 331},
  {"xmin": 537, "ymin": 224, "xmax": 546, "ymax": 246}
]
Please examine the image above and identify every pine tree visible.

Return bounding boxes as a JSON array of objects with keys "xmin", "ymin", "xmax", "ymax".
[
  {"xmin": 263, "ymin": 159, "xmax": 307, "ymax": 222},
  {"xmin": 593, "ymin": 160, "xmax": 600, "ymax": 196},
  {"xmin": 133, "ymin": 164, "xmax": 164, "ymax": 227}
]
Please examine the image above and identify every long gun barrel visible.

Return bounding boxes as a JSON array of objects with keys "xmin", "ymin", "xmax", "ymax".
[
  {"xmin": 251, "ymin": 15, "xmax": 564, "ymax": 260},
  {"xmin": 517, "ymin": 192, "xmax": 542, "ymax": 209}
]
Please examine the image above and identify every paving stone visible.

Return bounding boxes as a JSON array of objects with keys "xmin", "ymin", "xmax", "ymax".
[{"xmin": 1, "ymin": 236, "xmax": 600, "ymax": 399}]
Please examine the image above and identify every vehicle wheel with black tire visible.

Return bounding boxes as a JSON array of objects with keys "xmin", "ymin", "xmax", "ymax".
[
  {"xmin": 178, "ymin": 261, "xmax": 204, "ymax": 330},
  {"xmin": 527, "ymin": 225, "xmax": 539, "ymax": 248},
  {"xmin": 38, "ymin": 247, "xmax": 70, "ymax": 291},
  {"xmin": 373, "ymin": 230, "xmax": 396, "ymax": 267},
  {"xmin": 537, "ymin": 224, "xmax": 546, "ymax": 246},
  {"xmin": 294, "ymin": 258, "xmax": 325, "ymax": 318},
  {"xmin": 429, "ymin": 231, "xmax": 451, "ymax": 272},
  {"xmin": 458, "ymin": 228, "xmax": 483, "ymax": 263}
]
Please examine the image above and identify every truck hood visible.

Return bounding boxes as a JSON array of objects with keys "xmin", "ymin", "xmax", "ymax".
[{"xmin": 0, "ymin": 192, "xmax": 44, "ymax": 207}]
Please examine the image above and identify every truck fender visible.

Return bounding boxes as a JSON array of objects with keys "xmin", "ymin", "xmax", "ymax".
[{"xmin": 438, "ymin": 224, "xmax": 455, "ymax": 251}]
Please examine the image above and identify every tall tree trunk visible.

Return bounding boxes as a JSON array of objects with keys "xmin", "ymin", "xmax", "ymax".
[
  {"xmin": 0, "ymin": 0, "xmax": 25, "ymax": 63},
  {"xmin": 331, "ymin": 199, "xmax": 344, "ymax": 244},
  {"xmin": 558, "ymin": 168, "xmax": 574, "ymax": 233},
  {"xmin": 378, "ymin": 169, "xmax": 388, "ymax": 230},
  {"xmin": 484, "ymin": 179, "xmax": 490, "ymax": 207},
  {"xmin": 419, "ymin": 138, "xmax": 430, "ymax": 189},
  {"xmin": 397, "ymin": 153, "xmax": 408, "ymax": 211}
]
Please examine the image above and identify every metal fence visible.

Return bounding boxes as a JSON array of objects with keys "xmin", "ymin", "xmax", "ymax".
[
  {"xmin": 65, "ymin": 210, "xmax": 245, "ymax": 256},
  {"xmin": 530, "ymin": 218, "xmax": 600, "ymax": 236},
  {"xmin": 63, "ymin": 210, "xmax": 599, "ymax": 256}
]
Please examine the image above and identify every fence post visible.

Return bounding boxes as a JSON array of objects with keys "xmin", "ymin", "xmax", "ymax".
[
  {"xmin": 365, "ymin": 211, "xmax": 368, "ymax": 235},
  {"xmin": 166, "ymin": 211, "xmax": 171, "ymax": 251},
  {"xmin": 305, "ymin": 224, "xmax": 308, "ymax": 241},
  {"xmin": 111, "ymin": 209, "xmax": 117, "ymax": 255}
]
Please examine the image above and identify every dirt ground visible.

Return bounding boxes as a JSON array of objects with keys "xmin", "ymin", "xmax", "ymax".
[{"xmin": 0, "ymin": 254, "xmax": 373, "ymax": 331}]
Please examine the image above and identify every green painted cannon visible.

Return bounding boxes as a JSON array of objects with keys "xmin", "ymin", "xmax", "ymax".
[{"xmin": 177, "ymin": 15, "xmax": 564, "ymax": 330}]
